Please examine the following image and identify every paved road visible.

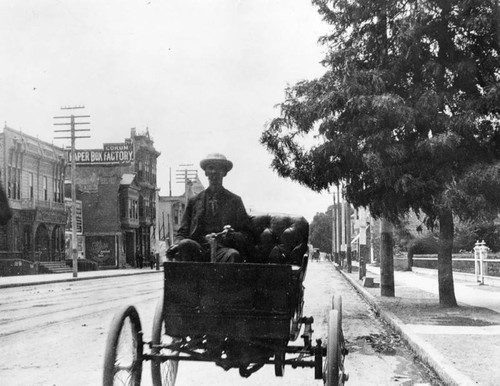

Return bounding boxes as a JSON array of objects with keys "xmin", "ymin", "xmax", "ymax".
[{"xmin": 0, "ymin": 262, "xmax": 440, "ymax": 385}]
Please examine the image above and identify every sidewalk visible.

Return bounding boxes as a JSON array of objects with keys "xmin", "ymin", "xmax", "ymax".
[
  {"xmin": 0, "ymin": 267, "xmax": 160, "ymax": 289},
  {"xmin": 339, "ymin": 263, "xmax": 500, "ymax": 386}
]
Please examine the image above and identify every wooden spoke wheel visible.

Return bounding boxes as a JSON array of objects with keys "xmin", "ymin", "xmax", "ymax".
[
  {"xmin": 151, "ymin": 297, "xmax": 179, "ymax": 386},
  {"xmin": 324, "ymin": 309, "xmax": 341, "ymax": 386},
  {"xmin": 103, "ymin": 305, "xmax": 143, "ymax": 386},
  {"xmin": 332, "ymin": 293, "xmax": 342, "ymax": 324}
]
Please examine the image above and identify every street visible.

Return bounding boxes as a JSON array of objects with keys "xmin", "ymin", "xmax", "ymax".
[{"xmin": 0, "ymin": 262, "xmax": 440, "ymax": 385}]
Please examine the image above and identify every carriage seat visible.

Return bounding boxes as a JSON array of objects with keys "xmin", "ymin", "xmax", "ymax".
[{"xmin": 248, "ymin": 214, "xmax": 309, "ymax": 268}]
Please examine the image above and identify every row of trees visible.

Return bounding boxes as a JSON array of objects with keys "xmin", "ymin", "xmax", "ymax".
[
  {"xmin": 261, "ymin": 0, "xmax": 500, "ymax": 307},
  {"xmin": 309, "ymin": 205, "xmax": 500, "ymax": 256}
]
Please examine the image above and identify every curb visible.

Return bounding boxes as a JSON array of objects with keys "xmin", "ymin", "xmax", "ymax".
[
  {"xmin": 0, "ymin": 269, "xmax": 161, "ymax": 289},
  {"xmin": 337, "ymin": 266, "xmax": 477, "ymax": 386}
]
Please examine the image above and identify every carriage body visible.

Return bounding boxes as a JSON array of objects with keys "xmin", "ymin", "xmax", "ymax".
[{"xmin": 163, "ymin": 261, "xmax": 299, "ymax": 341}]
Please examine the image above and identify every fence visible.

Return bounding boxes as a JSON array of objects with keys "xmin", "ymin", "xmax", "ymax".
[{"xmin": 395, "ymin": 241, "xmax": 500, "ymax": 283}]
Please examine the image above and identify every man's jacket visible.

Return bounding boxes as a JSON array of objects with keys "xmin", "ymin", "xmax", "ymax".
[{"xmin": 175, "ymin": 188, "xmax": 253, "ymax": 251}]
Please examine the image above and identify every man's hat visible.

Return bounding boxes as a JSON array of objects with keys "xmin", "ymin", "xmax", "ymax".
[{"xmin": 200, "ymin": 153, "xmax": 233, "ymax": 172}]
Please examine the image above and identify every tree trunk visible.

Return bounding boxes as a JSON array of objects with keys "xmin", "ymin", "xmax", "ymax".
[
  {"xmin": 380, "ymin": 218, "xmax": 395, "ymax": 297},
  {"xmin": 346, "ymin": 201, "xmax": 352, "ymax": 273},
  {"xmin": 438, "ymin": 208, "xmax": 458, "ymax": 307}
]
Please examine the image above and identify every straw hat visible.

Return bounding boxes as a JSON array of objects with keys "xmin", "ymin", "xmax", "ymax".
[{"xmin": 200, "ymin": 153, "xmax": 233, "ymax": 172}]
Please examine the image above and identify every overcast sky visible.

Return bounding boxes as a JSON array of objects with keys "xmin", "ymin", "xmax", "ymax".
[{"xmin": 1, "ymin": 0, "xmax": 333, "ymax": 221}]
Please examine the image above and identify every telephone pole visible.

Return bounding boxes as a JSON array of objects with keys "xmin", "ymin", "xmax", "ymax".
[
  {"xmin": 53, "ymin": 106, "xmax": 90, "ymax": 278},
  {"xmin": 176, "ymin": 164, "xmax": 197, "ymax": 206}
]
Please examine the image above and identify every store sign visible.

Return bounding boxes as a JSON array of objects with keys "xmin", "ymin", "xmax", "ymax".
[{"xmin": 66, "ymin": 143, "xmax": 134, "ymax": 165}]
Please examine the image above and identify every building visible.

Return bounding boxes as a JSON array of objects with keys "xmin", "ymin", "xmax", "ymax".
[
  {"xmin": 0, "ymin": 126, "xmax": 67, "ymax": 274},
  {"xmin": 69, "ymin": 128, "xmax": 159, "ymax": 268},
  {"xmin": 156, "ymin": 175, "xmax": 204, "ymax": 257}
]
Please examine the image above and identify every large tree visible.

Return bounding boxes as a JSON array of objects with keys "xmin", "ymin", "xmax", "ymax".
[
  {"xmin": 310, "ymin": 209, "xmax": 333, "ymax": 253},
  {"xmin": 261, "ymin": 0, "xmax": 500, "ymax": 307}
]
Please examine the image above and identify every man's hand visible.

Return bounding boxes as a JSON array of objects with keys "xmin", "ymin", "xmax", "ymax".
[{"xmin": 166, "ymin": 244, "xmax": 179, "ymax": 260}]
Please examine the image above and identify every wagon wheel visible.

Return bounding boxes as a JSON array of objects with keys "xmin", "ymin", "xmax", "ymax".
[
  {"xmin": 324, "ymin": 309, "xmax": 341, "ymax": 386},
  {"xmin": 332, "ymin": 293, "xmax": 348, "ymax": 360},
  {"xmin": 332, "ymin": 293, "xmax": 342, "ymax": 324},
  {"xmin": 103, "ymin": 305, "xmax": 143, "ymax": 386},
  {"xmin": 274, "ymin": 348, "xmax": 286, "ymax": 377},
  {"xmin": 151, "ymin": 297, "xmax": 179, "ymax": 386}
]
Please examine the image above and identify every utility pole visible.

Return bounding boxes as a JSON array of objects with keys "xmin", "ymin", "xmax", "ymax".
[
  {"xmin": 54, "ymin": 106, "xmax": 90, "ymax": 278},
  {"xmin": 345, "ymin": 199, "xmax": 352, "ymax": 273},
  {"xmin": 336, "ymin": 185, "xmax": 341, "ymax": 265},
  {"xmin": 176, "ymin": 164, "xmax": 197, "ymax": 206},
  {"xmin": 332, "ymin": 191, "xmax": 336, "ymax": 263}
]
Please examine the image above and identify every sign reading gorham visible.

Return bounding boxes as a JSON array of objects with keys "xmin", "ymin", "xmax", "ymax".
[{"xmin": 67, "ymin": 142, "xmax": 134, "ymax": 165}]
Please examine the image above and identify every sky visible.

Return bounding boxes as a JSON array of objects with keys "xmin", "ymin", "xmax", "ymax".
[{"xmin": 0, "ymin": 0, "xmax": 334, "ymax": 222}]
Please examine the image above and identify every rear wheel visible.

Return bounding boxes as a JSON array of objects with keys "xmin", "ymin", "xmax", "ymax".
[
  {"xmin": 103, "ymin": 306, "xmax": 143, "ymax": 386},
  {"xmin": 332, "ymin": 293, "xmax": 342, "ymax": 324},
  {"xmin": 151, "ymin": 297, "xmax": 179, "ymax": 386},
  {"xmin": 274, "ymin": 349, "xmax": 285, "ymax": 377},
  {"xmin": 325, "ymin": 309, "xmax": 340, "ymax": 386}
]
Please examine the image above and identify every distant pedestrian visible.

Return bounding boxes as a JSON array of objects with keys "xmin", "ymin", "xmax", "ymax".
[
  {"xmin": 149, "ymin": 251, "xmax": 155, "ymax": 269},
  {"xmin": 135, "ymin": 249, "xmax": 143, "ymax": 269}
]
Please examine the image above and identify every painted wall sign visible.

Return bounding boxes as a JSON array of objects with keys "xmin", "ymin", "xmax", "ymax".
[
  {"xmin": 86, "ymin": 235, "xmax": 116, "ymax": 266},
  {"xmin": 66, "ymin": 143, "xmax": 134, "ymax": 165}
]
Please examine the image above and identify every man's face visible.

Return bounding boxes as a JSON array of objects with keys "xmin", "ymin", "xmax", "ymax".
[{"xmin": 205, "ymin": 163, "xmax": 227, "ymax": 189}]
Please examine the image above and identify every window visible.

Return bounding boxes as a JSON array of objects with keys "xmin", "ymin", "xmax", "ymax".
[
  {"xmin": 29, "ymin": 173, "xmax": 34, "ymax": 199},
  {"xmin": 43, "ymin": 176, "xmax": 48, "ymax": 201},
  {"xmin": 120, "ymin": 196, "xmax": 127, "ymax": 218},
  {"xmin": 152, "ymin": 159, "xmax": 157, "ymax": 185},
  {"xmin": 139, "ymin": 196, "xmax": 144, "ymax": 217},
  {"xmin": 145, "ymin": 158, "xmax": 150, "ymax": 182},
  {"xmin": 7, "ymin": 167, "xmax": 21, "ymax": 199},
  {"xmin": 54, "ymin": 179, "xmax": 61, "ymax": 202},
  {"xmin": 16, "ymin": 169, "xmax": 20, "ymax": 199},
  {"xmin": 133, "ymin": 200, "xmax": 138, "ymax": 219}
]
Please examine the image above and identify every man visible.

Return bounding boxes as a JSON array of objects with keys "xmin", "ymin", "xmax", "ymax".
[
  {"xmin": 135, "ymin": 249, "xmax": 143, "ymax": 269},
  {"xmin": 167, "ymin": 153, "xmax": 252, "ymax": 263}
]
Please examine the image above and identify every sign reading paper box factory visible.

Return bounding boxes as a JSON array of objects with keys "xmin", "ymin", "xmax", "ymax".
[{"xmin": 66, "ymin": 143, "xmax": 134, "ymax": 165}]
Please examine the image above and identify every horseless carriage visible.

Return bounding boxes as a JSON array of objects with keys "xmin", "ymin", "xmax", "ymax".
[{"xmin": 103, "ymin": 215, "xmax": 348, "ymax": 385}]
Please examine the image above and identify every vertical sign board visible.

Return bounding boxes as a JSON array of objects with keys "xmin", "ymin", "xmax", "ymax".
[
  {"xmin": 86, "ymin": 235, "xmax": 116, "ymax": 266},
  {"xmin": 65, "ymin": 233, "xmax": 85, "ymax": 260}
]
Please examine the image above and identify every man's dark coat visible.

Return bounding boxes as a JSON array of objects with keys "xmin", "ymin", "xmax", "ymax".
[{"xmin": 175, "ymin": 188, "xmax": 252, "ymax": 252}]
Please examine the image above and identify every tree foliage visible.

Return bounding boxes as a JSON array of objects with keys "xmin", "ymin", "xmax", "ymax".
[
  {"xmin": 261, "ymin": 0, "xmax": 500, "ymax": 306},
  {"xmin": 310, "ymin": 209, "xmax": 333, "ymax": 252}
]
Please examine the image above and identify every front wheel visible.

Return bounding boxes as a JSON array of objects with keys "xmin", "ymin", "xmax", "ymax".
[
  {"xmin": 103, "ymin": 305, "xmax": 143, "ymax": 386},
  {"xmin": 151, "ymin": 297, "xmax": 179, "ymax": 386},
  {"xmin": 325, "ymin": 309, "xmax": 340, "ymax": 386}
]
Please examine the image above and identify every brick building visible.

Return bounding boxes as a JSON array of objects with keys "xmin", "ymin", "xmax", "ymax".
[
  {"xmin": 0, "ymin": 126, "xmax": 67, "ymax": 274},
  {"xmin": 69, "ymin": 128, "xmax": 159, "ymax": 268}
]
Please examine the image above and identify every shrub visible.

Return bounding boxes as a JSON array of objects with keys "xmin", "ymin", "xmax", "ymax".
[
  {"xmin": 408, "ymin": 233, "xmax": 440, "ymax": 254},
  {"xmin": 454, "ymin": 221, "xmax": 500, "ymax": 252}
]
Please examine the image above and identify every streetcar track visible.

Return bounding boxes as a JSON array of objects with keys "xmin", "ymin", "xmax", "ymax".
[{"xmin": 0, "ymin": 291, "xmax": 161, "ymax": 337}]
